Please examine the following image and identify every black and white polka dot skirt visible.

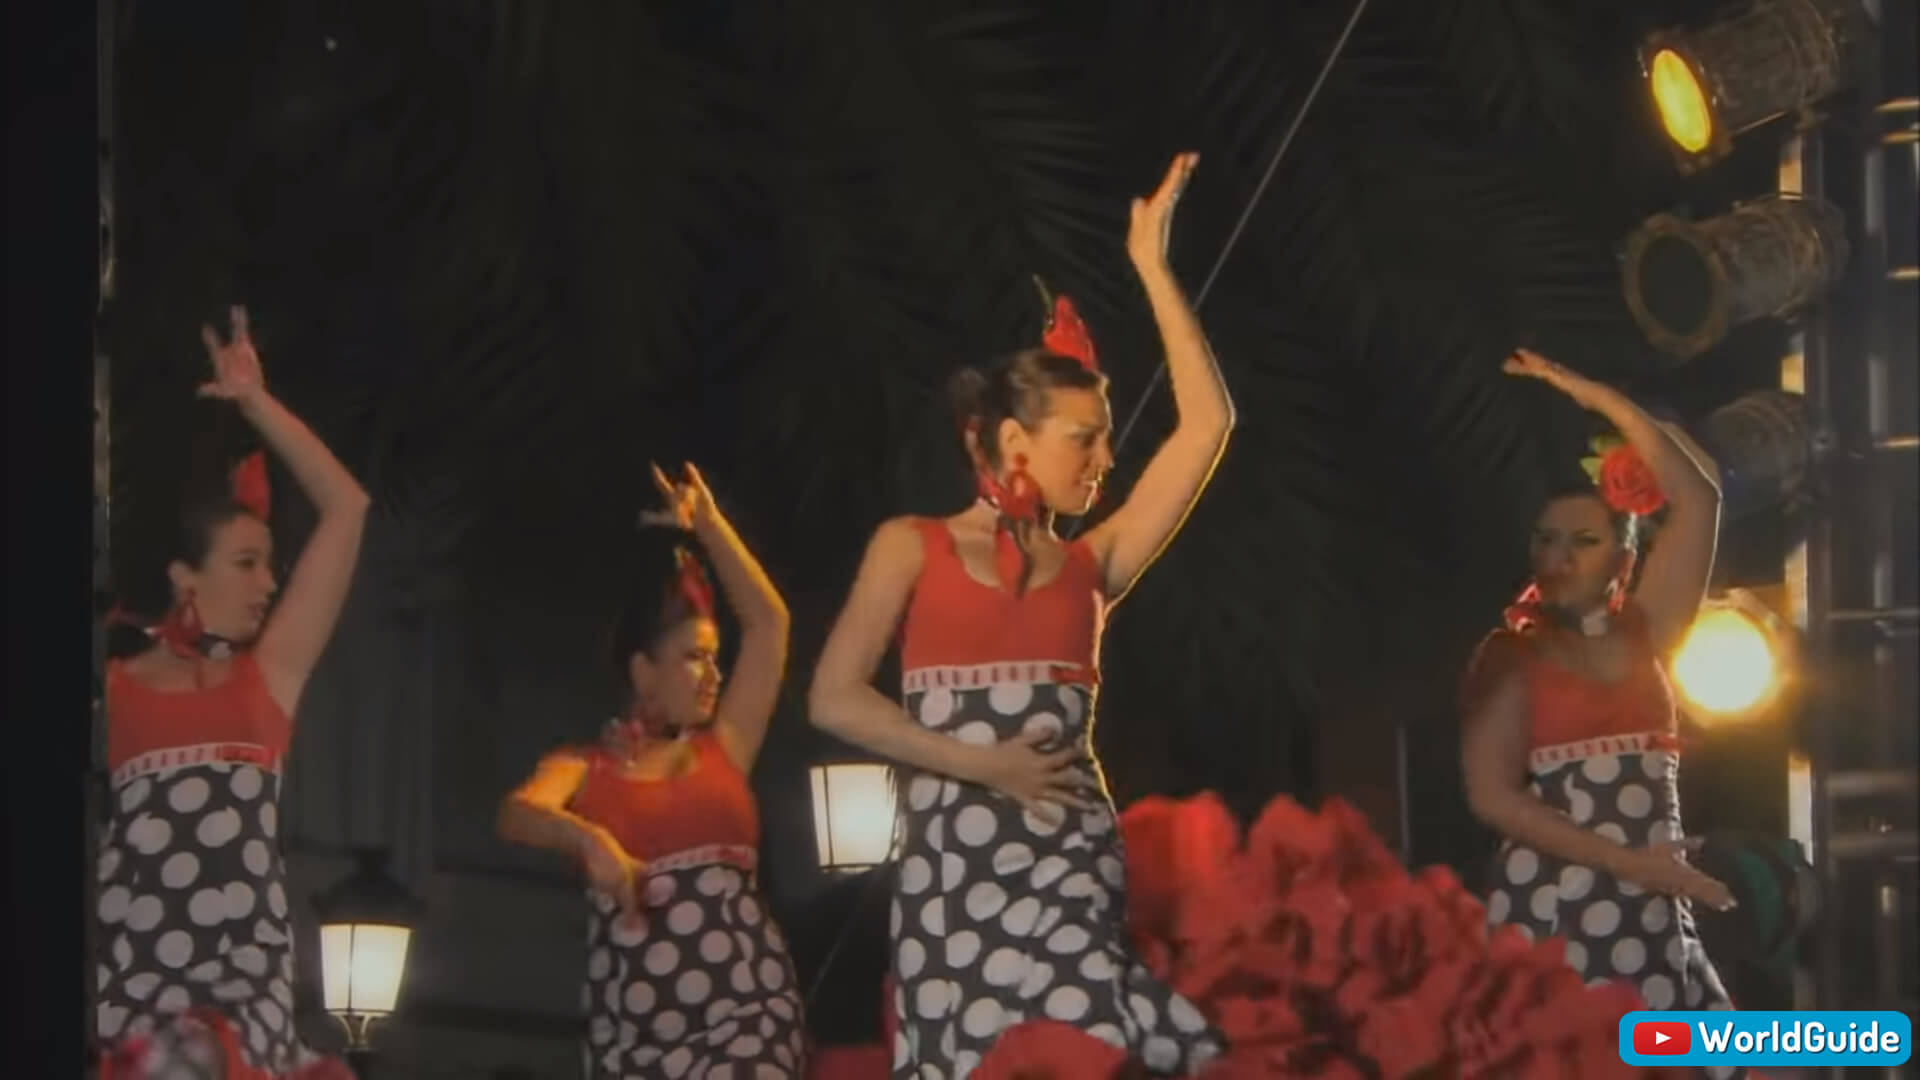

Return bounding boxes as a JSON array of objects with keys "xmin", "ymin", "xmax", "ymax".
[
  {"xmin": 891, "ymin": 668, "xmax": 1225, "ymax": 1079},
  {"xmin": 581, "ymin": 851, "xmax": 808, "ymax": 1079},
  {"xmin": 94, "ymin": 757, "xmax": 314, "ymax": 1073},
  {"xmin": 1486, "ymin": 735, "xmax": 1741, "ymax": 1077}
]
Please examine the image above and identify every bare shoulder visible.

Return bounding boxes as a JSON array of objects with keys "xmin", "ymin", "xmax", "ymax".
[
  {"xmin": 1469, "ymin": 628, "xmax": 1535, "ymax": 671},
  {"xmin": 120, "ymin": 647, "xmax": 167, "ymax": 681},
  {"xmin": 868, "ymin": 515, "xmax": 929, "ymax": 566},
  {"xmin": 1461, "ymin": 628, "xmax": 1534, "ymax": 712},
  {"xmin": 535, "ymin": 745, "xmax": 594, "ymax": 773}
]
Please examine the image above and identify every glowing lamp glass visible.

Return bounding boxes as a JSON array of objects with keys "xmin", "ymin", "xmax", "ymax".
[
  {"xmin": 810, "ymin": 763, "xmax": 896, "ymax": 872},
  {"xmin": 1649, "ymin": 49, "xmax": 1713, "ymax": 154},
  {"xmin": 319, "ymin": 923, "xmax": 413, "ymax": 1016},
  {"xmin": 1671, "ymin": 606, "xmax": 1777, "ymax": 716}
]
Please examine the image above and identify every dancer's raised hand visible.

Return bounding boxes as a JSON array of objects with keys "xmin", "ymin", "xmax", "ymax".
[
  {"xmin": 1502, "ymin": 347, "xmax": 1611, "ymax": 411},
  {"xmin": 198, "ymin": 305, "xmax": 267, "ymax": 405},
  {"xmin": 640, "ymin": 461, "xmax": 717, "ymax": 530},
  {"xmin": 1127, "ymin": 152, "xmax": 1200, "ymax": 272}
]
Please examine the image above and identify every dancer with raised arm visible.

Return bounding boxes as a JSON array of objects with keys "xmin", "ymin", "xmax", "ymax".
[
  {"xmin": 810, "ymin": 153, "xmax": 1233, "ymax": 1078},
  {"xmin": 811, "ymin": 159, "xmax": 1684, "ymax": 1073},
  {"xmin": 96, "ymin": 307, "xmax": 368, "ymax": 1080},
  {"xmin": 1463, "ymin": 349, "xmax": 1742, "ymax": 1032},
  {"xmin": 500, "ymin": 464, "xmax": 807, "ymax": 1079}
]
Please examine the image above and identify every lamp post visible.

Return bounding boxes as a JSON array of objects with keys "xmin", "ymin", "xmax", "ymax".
[
  {"xmin": 312, "ymin": 848, "xmax": 425, "ymax": 1076},
  {"xmin": 808, "ymin": 763, "xmax": 897, "ymax": 873}
]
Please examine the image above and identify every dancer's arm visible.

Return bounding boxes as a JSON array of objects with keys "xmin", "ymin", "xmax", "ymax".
[
  {"xmin": 202, "ymin": 307, "xmax": 370, "ymax": 716},
  {"xmin": 809, "ymin": 519, "xmax": 1090, "ymax": 817},
  {"xmin": 1461, "ymin": 663, "xmax": 1636, "ymax": 871},
  {"xmin": 499, "ymin": 751, "xmax": 643, "ymax": 913},
  {"xmin": 670, "ymin": 465, "xmax": 790, "ymax": 772},
  {"xmin": 1461, "ymin": 657, "xmax": 1733, "ymax": 909},
  {"xmin": 1085, "ymin": 153, "xmax": 1235, "ymax": 602},
  {"xmin": 1505, "ymin": 349, "xmax": 1721, "ymax": 654}
]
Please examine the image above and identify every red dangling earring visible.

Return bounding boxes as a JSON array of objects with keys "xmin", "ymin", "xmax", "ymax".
[
  {"xmin": 1001, "ymin": 453, "xmax": 1040, "ymax": 521},
  {"xmin": 1607, "ymin": 555, "xmax": 1636, "ymax": 615},
  {"xmin": 154, "ymin": 595, "xmax": 204, "ymax": 659},
  {"xmin": 1503, "ymin": 581, "xmax": 1546, "ymax": 633},
  {"xmin": 989, "ymin": 453, "xmax": 1042, "ymax": 595}
]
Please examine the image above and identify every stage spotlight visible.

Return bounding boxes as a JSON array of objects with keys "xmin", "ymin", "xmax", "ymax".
[
  {"xmin": 1639, "ymin": 0, "xmax": 1873, "ymax": 173},
  {"xmin": 1671, "ymin": 588, "xmax": 1796, "ymax": 723},
  {"xmin": 1695, "ymin": 388, "xmax": 1813, "ymax": 520},
  {"xmin": 1623, "ymin": 195, "xmax": 1848, "ymax": 358}
]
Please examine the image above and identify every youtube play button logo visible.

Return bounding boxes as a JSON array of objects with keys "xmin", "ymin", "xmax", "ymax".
[{"xmin": 1634, "ymin": 1021, "xmax": 1693, "ymax": 1055}]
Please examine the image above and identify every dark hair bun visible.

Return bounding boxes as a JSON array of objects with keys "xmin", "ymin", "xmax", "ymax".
[
  {"xmin": 606, "ymin": 526, "xmax": 708, "ymax": 695},
  {"xmin": 947, "ymin": 366, "xmax": 991, "ymax": 429}
]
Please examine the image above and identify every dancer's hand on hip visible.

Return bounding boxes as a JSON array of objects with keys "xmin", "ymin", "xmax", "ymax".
[
  {"xmin": 1612, "ymin": 838, "xmax": 1736, "ymax": 912},
  {"xmin": 966, "ymin": 729, "xmax": 1097, "ymax": 824},
  {"xmin": 581, "ymin": 826, "xmax": 646, "ymax": 916}
]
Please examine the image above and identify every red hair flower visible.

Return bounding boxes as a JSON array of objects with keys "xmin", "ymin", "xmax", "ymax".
[
  {"xmin": 230, "ymin": 452, "xmax": 271, "ymax": 520},
  {"xmin": 1042, "ymin": 293, "xmax": 1099, "ymax": 373},
  {"xmin": 1581, "ymin": 436, "xmax": 1666, "ymax": 516},
  {"xmin": 673, "ymin": 548, "xmax": 715, "ymax": 620}
]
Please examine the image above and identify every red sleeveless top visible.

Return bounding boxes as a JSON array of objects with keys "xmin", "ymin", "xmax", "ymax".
[
  {"xmin": 105, "ymin": 654, "xmax": 292, "ymax": 781},
  {"xmin": 1464, "ymin": 605, "xmax": 1676, "ymax": 751},
  {"xmin": 568, "ymin": 731, "xmax": 759, "ymax": 861},
  {"xmin": 898, "ymin": 517, "xmax": 1103, "ymax": 674}
]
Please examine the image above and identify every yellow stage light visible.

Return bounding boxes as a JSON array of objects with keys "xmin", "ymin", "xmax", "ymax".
[
  {"xmin": 1638, "ymin": 0, "xmax": 1871, "ymax": 173},
  {"xmin": 1649, "ymin": 48, "xmax": 1714, "ymax": 155},
  {"xmin": 1671, "ymin": 588, "xmax": 1796, "ymax": 724}
]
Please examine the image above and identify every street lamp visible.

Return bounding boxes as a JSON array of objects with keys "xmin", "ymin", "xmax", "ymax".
[
  {"xmin": 312, "ymin": 848, "xmax": 425, "ymax": 1069},
  {"xmin": 808, "ymin": 763, "xmax": 897, "ymax": 873}
]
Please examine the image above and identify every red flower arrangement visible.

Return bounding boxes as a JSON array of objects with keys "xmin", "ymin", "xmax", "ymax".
[
  {"xmin": 974, "ymin": 1020, "xmax": 1131, "ymax": 1080},
  {"xmin": 971, "ymin": 792, "xmax": 1692, "ymax": 1079},
  {"xmin": 99, "ymin": 1010, "xmax": 355, "ymax": 1080}
]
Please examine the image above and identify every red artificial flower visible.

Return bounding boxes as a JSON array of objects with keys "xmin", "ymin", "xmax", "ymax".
[
  {"xmin": 974, "ymin": 1020, "xmax": 1129, "ymax": 1080},
  {"xmin": 1597, "ymin": 444, "xmax": 1666, "ymax": 516},
  {"xmin": 230, "ymin": 452, "xmax": 271, "ymax": 520},
  {"xmin": 674, "ymin": 548, "xmax": 716, "ymax": 619},
  {"xmin": 1043, "ymin": 295, "xmax": 1099, "ymax": 373},
  {"xmin": 1100, "ymin": 791, "xmax": 1686, "ymax": 1080},
  {"xmin": 1119, "ymin": 793, "xmax": 1238, "ymax": 967}
]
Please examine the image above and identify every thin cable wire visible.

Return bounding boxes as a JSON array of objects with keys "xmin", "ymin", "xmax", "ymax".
[
  {"xmin": 801, "ymin": 825, "xmax": 903, "ymax": 1010},
  {"xmin": 1069, "ymin": 0, "xmax": 1374, "ymax": 538}
]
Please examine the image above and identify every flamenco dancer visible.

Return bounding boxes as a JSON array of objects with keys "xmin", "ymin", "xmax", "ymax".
[
  {"xmin": 500, "ymin": 463, "xmax": 808, "ymax": 1079},
  {"xmin": 812, "ymin": 156, "xmax": 1683, "ymax": 1069},
  {"xmin": 95, "ymin": 307, "xmax": 368, "ymax": 1079},
  {"xmin": 809, "ymin": 152, "xmax": 1233, "ymax": 1079},
  {"xmin": 1462, "ymin": 351, "xmax": 1741, "ymax": 1030}
]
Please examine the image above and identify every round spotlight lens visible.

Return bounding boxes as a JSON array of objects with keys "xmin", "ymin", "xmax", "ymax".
[
  {"xmin": 1672, "ymin": 606, "xmax": 1776, "ymax": 716},
  {"xmin": 1649, "ymin": 49, "xmax": 1713, "ymax": 155}
]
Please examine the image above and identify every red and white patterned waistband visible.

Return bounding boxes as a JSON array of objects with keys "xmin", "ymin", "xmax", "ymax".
[
  {"xmin": 111, "ymin": 742, "xmax": 282, "ymax": 787},
  {"xmin": 1529, "ymin": 730, "xmax": 1679, "ymax": 773},
  {"xmin": 645, "ymin": 843, "xmax": 758, "ymax": 876},
  {"xmin": 902, "ymin": 661, "xmax": 1097, "ymax": 694}
]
